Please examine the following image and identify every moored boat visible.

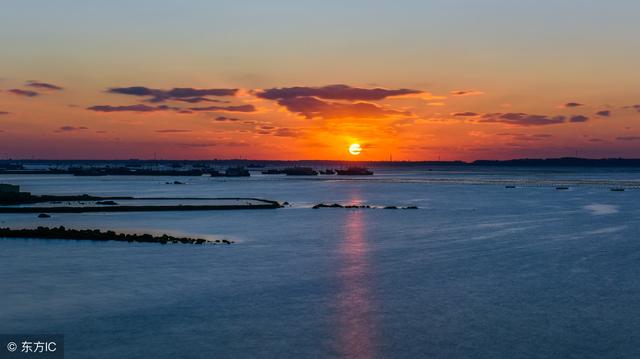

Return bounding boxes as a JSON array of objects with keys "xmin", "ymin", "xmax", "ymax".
[
  {"xmin": 283, "ymin": 167, "xmax": 318, "ymax": 176},
  {"xmin": 336, "ymin": 167, "xmax": 373, "ymax": 175}
]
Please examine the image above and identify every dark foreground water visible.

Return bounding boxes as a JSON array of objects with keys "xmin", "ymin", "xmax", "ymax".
[{"xmin": 1, "ymin": 167, "xmax": 639, "ymax": 358}]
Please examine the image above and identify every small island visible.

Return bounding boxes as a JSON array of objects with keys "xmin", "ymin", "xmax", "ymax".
[
  {"xmin": 0, "ymin": 184, "xmax": 283, "ymax": 212},
  {"xmin": 0, "ymin": 226, "xmax": 233, "ymax": 245}
]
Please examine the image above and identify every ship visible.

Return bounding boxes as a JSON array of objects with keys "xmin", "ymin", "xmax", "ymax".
[
  {"xmin": 283, "ymin": 167, "xmax": 318, "ymax": 176},
  {"xmin": 261, "ymin": 169, "xmax": 284, "ymax": 175},
  {"xmin": 224, "ymin": 167, "xmax": 251, "ymax": 177},
  {"xmin": 336, "ymin": 167, "xmax": 373, "ymax": 176}
]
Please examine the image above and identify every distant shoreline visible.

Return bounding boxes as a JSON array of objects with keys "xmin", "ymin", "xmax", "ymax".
[
  {"xmin": 0, "ymin": 203, "xmax": 281, "ymax": 213},
  {"xmin": 2, "ymin": 157, "xmax": 640, "ymax": 168},
  {"xmin": 0, "ymin": 226, "xmax": 233, "ymax": 245}
]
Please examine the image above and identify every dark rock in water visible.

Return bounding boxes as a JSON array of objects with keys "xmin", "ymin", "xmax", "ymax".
[
  {"xmin": 344, "ymin": 204, "xmax": 370, "ymax": 209},
  {"xmin": 404, "ymin": 206, "xmax": 419, "ymax": 209},
  {"xmin": 37, "ymin": 213, "xmax": 51, "ymax": 218},
  {"xmin": 312, "ymin": 203, "xmax": 344, "ymax": 209},
  {"xmin": 384, "ymin": 206, "xmax": 398, "ymax": 209},
  {"xmin": 505, "ymin": 185, "xmax": 516, "ymax": 188},
  {"xmin": 282, "ymin": 201, "xmax": 290, "ymax": 205},
  {"xmin": 313, "ymin": 203, "xmax": 376, "ymax": 209},
  {"xmin": 555, "ymin": 186, "xmax": 569, "ymax": 190},
  {"xmin": 610, "ymin": 188, "xmax": 625, "ymax": 192},
  {"xmin": 166, "ymin": 181, "xmax": 185, "ymax": 184},
  {"xmin": 96, "ymin": 200, "xmax": 118, "ymax": 205}
]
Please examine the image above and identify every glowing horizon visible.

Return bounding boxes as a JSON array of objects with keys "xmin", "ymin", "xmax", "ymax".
[{"xmin": 2, "ymin": 1, "xmax": 640, "ymax": 161}]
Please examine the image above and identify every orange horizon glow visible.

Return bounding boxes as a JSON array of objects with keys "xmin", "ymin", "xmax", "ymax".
[{"xmin": 2, "ymin": 2, "xmax": 640, "ymax": 161}]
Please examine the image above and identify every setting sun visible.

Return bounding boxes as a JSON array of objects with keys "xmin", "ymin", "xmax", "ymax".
[{"xmin": 348, "ymin": 143, "xmax": 362, "ymax": 156}]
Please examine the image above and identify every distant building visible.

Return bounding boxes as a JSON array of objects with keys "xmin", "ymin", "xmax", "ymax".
[
  {"xmin": 0, "ymin": 184, "xmax": 31, "ymax": 204},
  {"xmin": 0, "ymin": 184, "xmax": 20, "ymax": 193}
]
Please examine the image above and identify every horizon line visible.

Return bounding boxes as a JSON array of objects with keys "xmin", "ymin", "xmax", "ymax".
[{"xmin": 3, "ymin": 157, "xmax": 640, "ymax": 163}]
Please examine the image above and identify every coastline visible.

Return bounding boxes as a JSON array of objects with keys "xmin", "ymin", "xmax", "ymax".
[{"xmin": 0, "ymin": 226, "xmax": 233, "ymax": 245}]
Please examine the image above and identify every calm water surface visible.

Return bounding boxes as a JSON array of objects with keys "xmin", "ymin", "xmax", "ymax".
[{"xmin": 1, "ymin": 168, "xmax": 639, "ymax": 358}]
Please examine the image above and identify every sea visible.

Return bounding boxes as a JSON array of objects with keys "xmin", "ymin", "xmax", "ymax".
[{"xmin": 1, "ymin": 165, "xmax": 639, "ymax": 358}]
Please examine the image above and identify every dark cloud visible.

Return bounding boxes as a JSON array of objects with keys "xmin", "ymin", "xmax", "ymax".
[
  {"xmin": 87, "ymin": 104, "xmax": 175, "ymax": 112},
  {"xmin": 595, "ymin": 110, "xmax": 611, "ymax": 117},
  {"xmin": 569, "ymin": 115, "xmax": 589, "ymax": 123},
  {"xmin": 450, "ymin": 90, "xmax": 483, "ymax": 96},
  {"xmin": 276, "ymin": 96, "xmax": 410, "ymax": 119},
  {"xmin": 250, "ymin": 124, "xmax": 304, "ymax": 137},
  {"xmin": 479, "ymin": 113, "xmax": 566, "ymax": 126},
  {"xmin": 26, "ymin": 81, "xmax": 63, "ymax": 91},
  {"xmin": 257, "ymin": 84, "xmax": 421, "ymax": 101},
  {"xmin": 107, "ymin": 86, "xmax": 238, "ymax": 103},
  {"xmin": 214, "ymin": 116, "xmax": 240, "ymax": 122},
  {"xmin": 156, "ymin": 129, "xmax": 192, "ymax": 133},
  {"xmin": 173, "ymin": 97, "xmax": 229, "ymax": 104},
  {"xmin": 452, "ymin": 112, "xmax": 479, "ymax": 117},
  {"xmin": 563, "ymin": 102, "xmax": 584, "ymax": 108},
  {"xmin": 616, "ymin": 136, "xmax": 640, "ymax": 141},
  {"xmin": 0, "ymin": 111, "xmax": 10, "ymax": 115},
  {"xmin": 56, "ymin": 126, "xmax": 88, "ymax": 132},
  {"xmin": 189, "ymin": 104, "xmax": 256, "ymax": 113},
  {"xmin": 8, "ymin": 89, "xmax": 39, "ymax": 97}
]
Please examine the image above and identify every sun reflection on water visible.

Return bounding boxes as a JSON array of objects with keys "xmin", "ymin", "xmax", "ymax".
[{"xmin": 335, "ymin": 209, "xmax": 378, "ymax": 358}]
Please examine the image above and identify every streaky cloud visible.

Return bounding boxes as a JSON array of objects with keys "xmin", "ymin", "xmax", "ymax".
[
  {"xmin": 214, "ymin": 116, "xmax": 240, "ymax": 122},
  {"xmin": 26, "ymin": 81, "xmax": 64, "ymax": 91},
  {"xmin": 107, "ymin": 86, "xmax": 238, "ymax": 103},
  {"xmin": 616, "ymin": 136, "xmax": 640, "ymax": 141},
  {"xmin": 156, "ymin": 129, "xmax": 192, "ymax": 133},
  {"xmin": 257, "ymin": 84, "xmax": 422, "ymax": 101},
  {"xmin": 450, "ymin": 90, "xmax": 484, "ymax": 96},
  {"xmin": 452, "ymin": 112, "xmax": 479, "ymax": 117},
  {"xmin": 189, "ymin": 104, "xmax": 256, "ymax": 113},
  {"xmin": 87, "ymin": 104, "xmax": 176, "ymax": 112},
  {"xmin": 8, "ymin": 89, "xmax": 39, "ymax": 97},
  {"xmin": 479, "ymin": 112, "xmax": 567, "ymax": 126},
  {"xmin": 174, "ymin": 97, "xmax": 229, "ymax": 104},
  {"xmin": 569, "ymin": 115, "xmax": 589, "ymax": 123},
  {"xmin": 56, "ymin": 126, "xmax": 88, "ymax": 132}
]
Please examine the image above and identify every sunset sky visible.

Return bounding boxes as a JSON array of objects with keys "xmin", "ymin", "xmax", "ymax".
[{"xmin": 1, "ymin": 0, "xmax": 640, "ymax": 160}]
